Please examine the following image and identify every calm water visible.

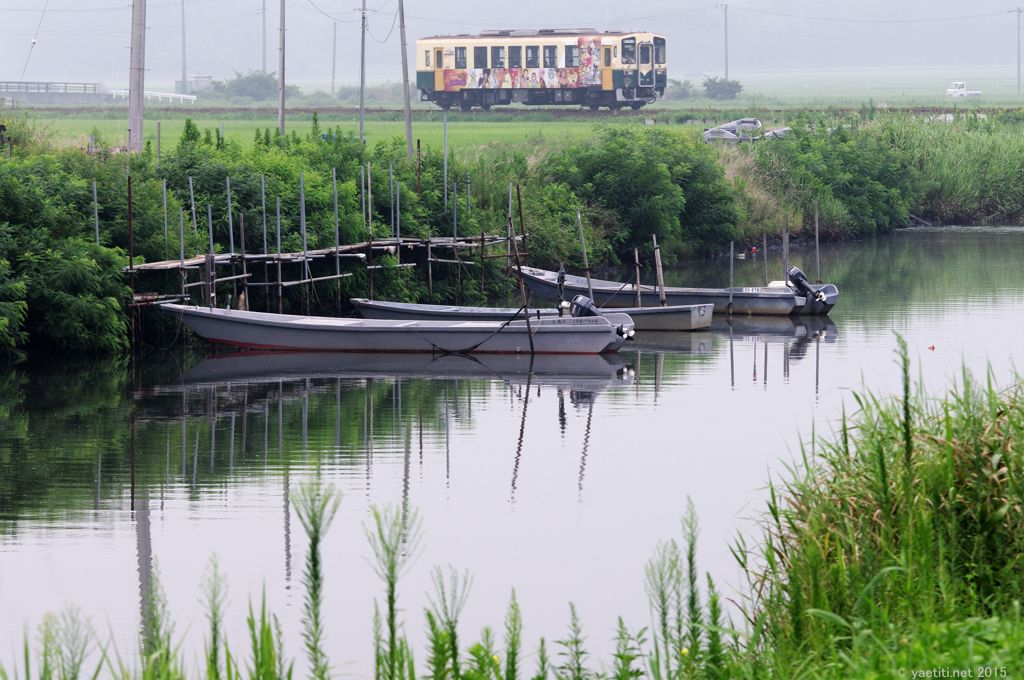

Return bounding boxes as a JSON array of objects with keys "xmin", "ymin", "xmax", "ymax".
[{"xmin": 2, "ymin": 227, "xmax": 1023, "ymax": 674}]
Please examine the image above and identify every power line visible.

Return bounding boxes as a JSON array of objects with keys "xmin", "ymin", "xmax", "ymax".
[
  {"xmin": 18, "ymin": 0, "xmax": 49, "ymax": 81},
  {"xmin": 0, "ymin": 9, "xmax": 260, "ymax": 37},
  {"xmin": 0, "ymin": 0, "xmax": 217, "ymax": 13},
  {"xmin": 730, "ymin": 5, "xmax": 1009, "ymax": 25},
  {"xmin": 303, "ymin": 0, "xmax": 362, "ymax": 23},
  {"xmin": 367, "ymin": 8, "xmax": 398, "ymax": 43}
]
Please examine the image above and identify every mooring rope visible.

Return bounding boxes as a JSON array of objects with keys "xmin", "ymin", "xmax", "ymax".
[{"xmin": 426, "ymin": 304, "xmax": 538, "ymax": 356}]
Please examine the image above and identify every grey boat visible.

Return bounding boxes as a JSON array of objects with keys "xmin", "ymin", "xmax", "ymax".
[
  {"xmin": 351, "ymin": 297, "xmax": 714, "ymax": 331},
  {"xmin": 160, "ymin": 303, "xmax": 634, "ymax": 355},
  {"xmin": 517, "ymin": 265, "xmax": 838, "ymax": 316}
]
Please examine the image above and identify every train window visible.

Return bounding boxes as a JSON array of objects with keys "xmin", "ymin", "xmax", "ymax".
[
  {"xmin": 474, "ymin": 46, "xmax": 488, "ymax": 69},
  {"xmin": 604, "ymin": 47, "xmax": 611, "ymax": 67},
  {"xmin": 639, "ymin": 43, "xmax": 651, "ymax": 65},
  {"xmin": 565, "ymin": 45, "xmax": 580, "ymax": 67},
  {"xmin": 509, "ymin": 46, "xmax": 522, "ymax": 68},
  {"xmin": 455, "ymin": 47, "xmax": 467, "ymax": 69},
  {"xmin": 526, "ymin": 45, "xmax": 540, "ymax": 68},
  {"xmin": 435, "ymin": 49, "xmax": 443, "ymax": 69},
  {"xmin": 654, "ymin": 37, "xmax": 666, "ymax": 64},
  {"xmin": 425, "ymin": 50, "xmax": 430, "ymax": 68},
  {"xmin": 491, "ymin": 46, "xmax": 506, "ymax": 68},
  {"xmin": 543, "ymin": 45, "xmax": 557, "ymax": 68},
  {"xmin": 622, "ymin": 38, "xmax": 636, "ymax": 64}
]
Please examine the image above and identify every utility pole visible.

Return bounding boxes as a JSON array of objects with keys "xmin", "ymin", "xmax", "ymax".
[
  {"xmin": 717, "ymin": 2, "xmax": 729, "ymax": 80},
  {"xmin": 277, "ymin": 0, "xmax": 285, "ymax": 136},
  {"xmin": 359, "ymin": 0, "xmax": 367, "ymax": 143},
  {"xmin": 179, "ymin": 0, "xmax": 187, "ymax": 93},
  {"xmin": 262, "ymin": 0, "xmax": 267, "ymax": 73},
  {"xmin": 1018, "ymin": 7, "xmax": 1022, "ymax": 97},
  {"xmin": 331, "ymin": 22, "xmax": 337, "ymax": 96},
  {"xmin": 398, "ymin": 0, "xmax": 413, "ymax": 157},
  {"xmin": 128, "ymin": 0, "xmax": 147, "ymax": 153}
]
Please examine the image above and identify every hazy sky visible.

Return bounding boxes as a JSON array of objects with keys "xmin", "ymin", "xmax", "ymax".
[{"xmin": 0, "ymin": 0, "xmax": 1020, "ymax": 90}]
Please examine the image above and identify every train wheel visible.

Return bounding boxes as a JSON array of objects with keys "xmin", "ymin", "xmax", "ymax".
[
  {"xmin": 630, "ymin": 102, "xmax": 643, "ymax": 110},
  {"xmin": 588, "ymin": 104, "xmax": 600, "ymax": 111},
  {"xmin": 481, "ymin": 104, "xmax": 492, "ymax": 111},
  {"xmin": 460, "ymin": 102, "xmax": 473, "ymax": 112}
]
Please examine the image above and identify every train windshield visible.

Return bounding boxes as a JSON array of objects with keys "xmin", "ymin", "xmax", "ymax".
[
  {"xmin": 639, "ymin": 43, "xmax": 651, "ymax": 65},
  {"xmin": 621, "ymin": 37, "xmax": 636, "ymax": 64},
  {"xmin": 654, "ymin": 37, "xmax": 666, "ymax": 64}
]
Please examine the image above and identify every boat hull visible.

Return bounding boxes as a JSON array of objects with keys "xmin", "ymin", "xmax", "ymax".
[
  {"xmin": 351, "ymin": 298, "xmax": 714, "ymax": 331},
  {"xmin": 161, "ymin": 304, "xmax": 631, "ymax": 355},
  {"xmin": 517, "ymin": 266, "xmax": 836, "ymax": 316}
]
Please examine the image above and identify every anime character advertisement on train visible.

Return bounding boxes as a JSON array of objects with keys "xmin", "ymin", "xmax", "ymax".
[{"xmin": 579, "ymin": 36, "xmax": 601, "ymax": 86}]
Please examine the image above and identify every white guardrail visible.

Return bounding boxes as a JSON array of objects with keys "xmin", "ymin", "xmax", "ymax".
[{"xmin": 110, "ymin": 90, "xmax": 197, "ymax": 103}]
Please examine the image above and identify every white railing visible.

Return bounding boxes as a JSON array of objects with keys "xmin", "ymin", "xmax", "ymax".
[{"xmin": 110, "ymin": 90, "xmax": 197, "ymax": 103}]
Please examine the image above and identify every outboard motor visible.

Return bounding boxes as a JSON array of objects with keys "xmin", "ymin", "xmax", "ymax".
[
  {"xmin": 569, "ymin": 295, "xmax": 600, "ymax": 318},
  {"xmin": 787, "ymin": 266, "xmax": 826, "ymax": 303}
]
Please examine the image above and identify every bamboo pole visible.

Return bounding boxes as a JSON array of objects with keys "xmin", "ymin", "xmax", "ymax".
[
  {"xmin": 239, "ymin": 213, "xmax": 248, "ymax": 309},
  {"xmin": 396, "ymin": 181, "xmax": 401, "ymax": 265},
  {"xmin": 782, "ymin": 219, "xmax": 789, "ymax": 279},
  {"xmin": 276, "ymin": 197, "xmax": 283, "ymax": 314},
  {"xmin": 207, "ymin": 204, "xmax": 214, "ymax": 255},
  {"xmin": 814, "ymin": 200, "xmax": 821, "ymax": 283},
  {"xmin": 332, "ymin": 167, "xmax": 341, "ymax": 311},
  {"xmin": 515, "ymin": 184, "xmax": 528, "ymax": 253},
  {"xmin": 576, "ymin": 210, "xmax": 594, "ymax": 301},
  {"xmin": 633, "ymin": 248, "xmax": 641, "ymax": 306},
  {"xmin": 728, "ymin": 240, "xmax": 734, "ymax": 314},
  {"xmin": 652, "ymin": 234, "xmax": 666, "ymax": 307},
  {"xmin": 159, "ymin": 180, "xmax": 168, "ymax": 259},
  {"xmin": 188, "ymin": 176, "xmax": 197, "ymax": 234},
  {"xmin": 762, "ymin": 232, "xmax": 768, "ymax": 286},
  {"xmin": 508, "ymin": 215, "xmax": 534, "ymax": 355},
  {"xmin": 427, "ymin": 236, "xmax": 433, "ymax": 301},
  {"xmin": 178, "ymin": 208, "xmax": 185, "ymax": 297},
  {"xmin": 299, "ymin": 172, "xmax": 309, "ymax": 313}
]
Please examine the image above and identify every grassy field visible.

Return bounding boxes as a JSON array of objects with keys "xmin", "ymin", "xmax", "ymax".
[{"xmin": 29, "ymin": 114, "xmax": 664, "ymax": 155}]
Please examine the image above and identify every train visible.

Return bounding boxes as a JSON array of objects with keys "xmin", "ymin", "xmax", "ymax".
[{"xmin": 415, "ymin": 28, "xmax": 667, "ymax": 111}]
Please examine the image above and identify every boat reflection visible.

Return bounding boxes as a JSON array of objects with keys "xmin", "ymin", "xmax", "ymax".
[{"xmin": 178, "ymin": 351, "xmax": 634, "ymax": 390}]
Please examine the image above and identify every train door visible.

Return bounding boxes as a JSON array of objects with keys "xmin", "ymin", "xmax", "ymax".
[
  {"xmin": 434, "ymin": 48, "xmax": 445, "ymax": 90},
  {"xmin": 638, "ymin": 41, "xmax": 654, "ymax": 87}
]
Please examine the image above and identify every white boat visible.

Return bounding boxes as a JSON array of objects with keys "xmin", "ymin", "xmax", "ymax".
[
  {"xmin": 351, "ymin": 297, "xmax": 713, "ymax": 331},
  {"xmin": 159, "ymin": 303, "xmax": 634, "ymax": 355}
]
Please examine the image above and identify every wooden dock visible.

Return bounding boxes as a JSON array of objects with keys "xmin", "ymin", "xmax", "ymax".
[{"xmin": 126, "ymin": 234, "xmax": 517, "ymax": 310}]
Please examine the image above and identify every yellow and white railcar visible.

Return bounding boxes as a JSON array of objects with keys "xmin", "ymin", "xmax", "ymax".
[{"xmin": 415, "ymin": 28, "xmax": 667, "ymax": 111}]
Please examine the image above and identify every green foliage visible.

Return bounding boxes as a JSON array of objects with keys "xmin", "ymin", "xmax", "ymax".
[
  {"xmin": 663, "ymin": 79, "xmax": 696, "ymax": 101},
  {"xmin": 553, "ymin": 604, "xmax": 590, "ymax": 680},
  {"xmin": 203, "ymin": 558, "xmax": 227, "ymax": 680},
  {"xmin": 737, "ymin": 354, "xmax": 1024, "ymax": 674},
  {"xmin": 367, "ymin": 505, "xmax": 423, "ymax": 680},
  {"xmin": 702, "ymin": 78, "xmax": 743, "ymax": 100},
  {"xmin": 0, "ymin": 256, "xmax": 27, "ymax": 358},
  {"xmin": 543, "ymin": 127, "xmax": 739, "ymax": 261},
  {"xmin": 212, "ymin": 71, "xmax": 297, "ymax": 102},
  {"xmin": 753, "ymin": 113, "xmax": 924, "ymax": 235}
]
